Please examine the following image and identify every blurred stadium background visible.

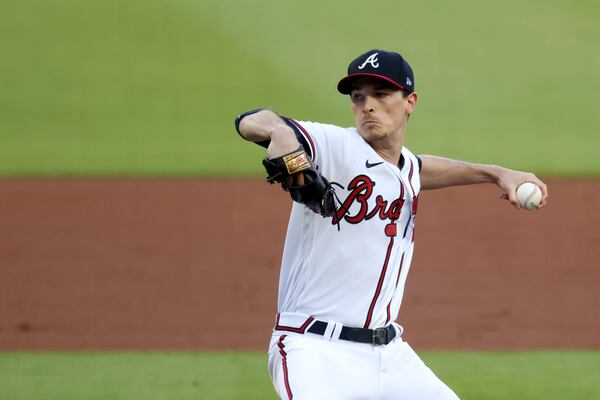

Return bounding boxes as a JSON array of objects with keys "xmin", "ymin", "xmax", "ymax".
[{"xmin": 1, "ymin": 0, "xmax": 599, "ymax": 399}]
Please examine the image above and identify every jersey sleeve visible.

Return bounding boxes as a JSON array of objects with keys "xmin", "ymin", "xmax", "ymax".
[
  {"xmin": 233, "ymin": 109, "xmax": 322, "ymax": 156},
  {"xmin": 402, "ymin": 149, "xmax": 422, "ymax": 197},
  {"xmin": 234, "ymin": 108, "xmax": 271, "ymax": 148},
  {"xmin": 280, "ymin": 118, "xmax": 348, "ymax": 178},
  {"xmin": 234, "ymin": 109, "xmax": 347, "ymax": 178},
  {"xmin": 280, "ymin": 118, "xmax": 318, "ymax": 161}
]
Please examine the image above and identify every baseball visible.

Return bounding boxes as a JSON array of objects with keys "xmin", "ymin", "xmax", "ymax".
[{"xmin": 516, "ymin": 182, "xmax": 542, "ymax": 209}]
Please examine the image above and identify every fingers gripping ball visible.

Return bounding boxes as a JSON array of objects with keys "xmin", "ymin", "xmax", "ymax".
[
  {"xmin": 516, "ymin": 182, "xmax": 542, "ymax": 209},
  {"xmin": 263, "ymin": 146, "xmax": 336, "ymax": 217}
]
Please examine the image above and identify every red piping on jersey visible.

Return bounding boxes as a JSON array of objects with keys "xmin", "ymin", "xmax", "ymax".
[
  {"xmin": 385, "ymin": 252, "xmax": 406, "ymax": 324},
  {"xmin": 408, "ymin": 158, "xmax": 417, "ymax": 243},
  {"xmin": 408, "ymin": 158, "xmax": 416, "ymax": 195},
  {"xmin": 275, "ymin": 314, "xmax": 315, "ymax": 334},
  {"xmin": 289, "ymin": 119, "xmax": 316, "ymax": 162},
  {"xmin": 364, "ymin": 235, "xmax": 395, "ymax": 329},
  {"xmin": 277, "ymin": 335, "xmax": 293, "ymax": 400}
]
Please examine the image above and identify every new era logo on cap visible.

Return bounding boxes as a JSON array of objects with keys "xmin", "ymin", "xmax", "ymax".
[{"xmin": 337, "ymin": 49, "xmax": 415, "ymax": 95}]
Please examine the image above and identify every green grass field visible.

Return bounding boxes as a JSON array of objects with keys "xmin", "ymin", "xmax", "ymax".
[
  {"xmin": 2, "ymin": 0, "xmax": 599, "ymax": 176},
  {"xmin": 1, "ymin": 351, "xmax": 599, "ymax": 400}
]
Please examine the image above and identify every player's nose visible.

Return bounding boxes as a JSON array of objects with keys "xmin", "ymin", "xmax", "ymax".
[{"xmin": 362, "ymin": 95, "xmax": 376, "ymax": 113}]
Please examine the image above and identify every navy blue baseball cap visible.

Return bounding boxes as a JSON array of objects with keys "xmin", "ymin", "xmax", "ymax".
[{"xmin": 337, "ymin": 49, "xmax": 415, "ymax": 94}]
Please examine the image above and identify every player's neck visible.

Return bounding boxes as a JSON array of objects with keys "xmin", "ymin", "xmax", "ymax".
[
  {"xmin": 368, "ymin": 130, "xmax": 405, "ymax": 166},
  {"xmin": 370, "ymin": 138, "xmax": 404, "ymax": 166}
]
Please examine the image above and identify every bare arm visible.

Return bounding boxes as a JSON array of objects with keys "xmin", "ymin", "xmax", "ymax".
[
  {"xmin": 237, "ymin": 109, "xmax": 310, "ymax": 186},
  {"xmin": 237, "ymin": 109, "xmax": 300, "ymax": 159},
  {"xmin": 420, "ymin": 155, "xmax": 548, "ymax": 209}
]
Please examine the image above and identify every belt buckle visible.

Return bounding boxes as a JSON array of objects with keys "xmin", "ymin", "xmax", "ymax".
[{"xmin": 372, "ymin": 327, "xmax": 388, "ymax": 345}]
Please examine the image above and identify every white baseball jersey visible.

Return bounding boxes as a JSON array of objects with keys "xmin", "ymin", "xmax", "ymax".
[
  {"xmin": 277, "ymin": 118, "xmax": 421, "ymax": 329},
  {"xmin": 239, "ymin": 113, "xmax": 459, "ymax": 400}
]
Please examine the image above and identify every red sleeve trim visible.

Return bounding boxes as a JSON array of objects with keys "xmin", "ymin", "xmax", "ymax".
[
  {"xmin": 407, "ymin": 158, "xmax": 416, "ymax": 196},
  {"xmin": 288, "ymin": 119, "xmax": 317, "ymax": 162}
]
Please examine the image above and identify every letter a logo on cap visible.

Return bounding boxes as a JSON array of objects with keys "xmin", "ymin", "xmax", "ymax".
[{"xmin": 358, "ymin": 53, "xmax": 379, "ymax": 69}]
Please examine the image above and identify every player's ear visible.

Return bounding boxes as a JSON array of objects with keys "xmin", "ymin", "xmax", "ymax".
[{"xmin": 406, "ymin": 92, "xmax": 418, "ymax": 115}]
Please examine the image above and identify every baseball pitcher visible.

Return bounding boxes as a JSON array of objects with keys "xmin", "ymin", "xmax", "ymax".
[{"xmin": 235, "ymin": 49, "xmax": 548, "ymax": 400}]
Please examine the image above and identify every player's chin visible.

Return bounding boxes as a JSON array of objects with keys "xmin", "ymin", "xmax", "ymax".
[{"xmin": 359, "ymin": 125, "xmax": 383, "ymax": 139}]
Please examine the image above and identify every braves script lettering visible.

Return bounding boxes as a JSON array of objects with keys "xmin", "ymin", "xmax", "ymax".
[{"xmin": 333, "ymin": 175, "xmax": 405, "ymax": 225}]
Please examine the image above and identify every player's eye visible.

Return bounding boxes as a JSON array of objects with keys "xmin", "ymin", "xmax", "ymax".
[{"xmin": 351, "ymin": 93, "xmax": 364, "ymax": 103}]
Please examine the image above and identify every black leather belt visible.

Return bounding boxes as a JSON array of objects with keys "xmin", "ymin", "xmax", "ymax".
[{"xmin": 307, "ymin": 320, "xmax": 396, "ymax": 345}]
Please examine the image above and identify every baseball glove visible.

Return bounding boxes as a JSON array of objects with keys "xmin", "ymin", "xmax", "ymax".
[{"xmin": 263, "ymin": 146, "xmax": 336, "ymax": 217}]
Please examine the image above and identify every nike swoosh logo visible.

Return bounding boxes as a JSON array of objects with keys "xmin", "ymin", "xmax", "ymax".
[{"xmin": 365, "ymin": 160, "xmax": 384, "ymax": 168}]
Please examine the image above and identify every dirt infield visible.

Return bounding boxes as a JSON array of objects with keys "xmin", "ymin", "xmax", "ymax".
[{"xmin": 0, "ymin": 179, "xmax": 598, "ymax": 350}]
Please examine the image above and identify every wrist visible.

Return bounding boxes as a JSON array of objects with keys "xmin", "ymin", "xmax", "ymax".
[
  {"xmin": 481, "ymin": 164, "xmax": 505, "ymax": 184},
  {"xmin": 268, "ymin": 126, "xmax": 300, "ymax": 159}
]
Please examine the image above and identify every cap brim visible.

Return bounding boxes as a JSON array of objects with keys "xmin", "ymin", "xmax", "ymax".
[{"xmin": 337, "ymin": 73, "xmax": 406, "ymax": 94}]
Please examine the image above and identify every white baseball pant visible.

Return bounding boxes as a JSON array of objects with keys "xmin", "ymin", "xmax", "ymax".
[{"xmin": 268, "ymin": 322, "xmax": 459, "ymax": 399}]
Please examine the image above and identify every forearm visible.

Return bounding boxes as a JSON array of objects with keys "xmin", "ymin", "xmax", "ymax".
[
  {"xmin": 420, "ymin": 155, "xmax": 504, "ymax": 190},
  {"xmin": 237, "ymin": 109, "xmax": 300, "ymax": 158},
  {"xmin": 419, "ymin": 154, "xmax": 548, "ymax": 209}
]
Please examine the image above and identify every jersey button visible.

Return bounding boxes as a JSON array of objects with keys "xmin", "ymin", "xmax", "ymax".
[{"xmin": 385, "ymin": 223, "xmax": 397, "ymax": 237}]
